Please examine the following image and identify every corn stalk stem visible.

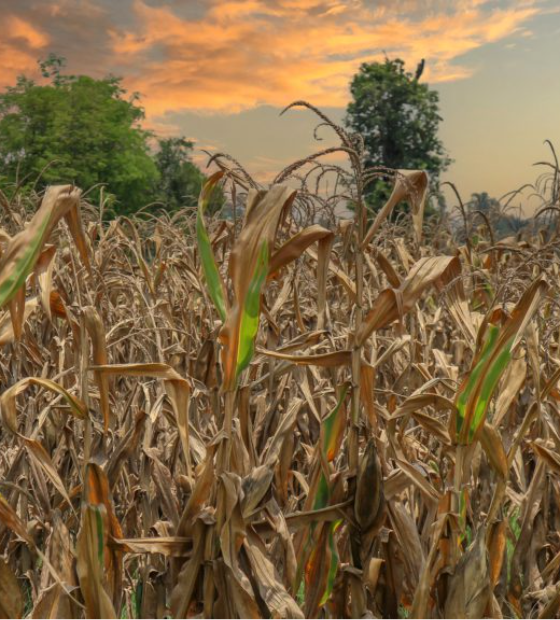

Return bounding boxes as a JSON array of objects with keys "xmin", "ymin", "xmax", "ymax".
[
  {"xmin": 348, "ymin": 166, "xmax": 367, "ymax": 614},
  {"xmin": 452, "ymin": 443, "xmax": 465, "ymax": 566}
]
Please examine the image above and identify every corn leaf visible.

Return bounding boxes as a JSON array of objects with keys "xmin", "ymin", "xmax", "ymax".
[
  {"xmin": 321, "ymin": 384, "xmax": 350, "ymax": 462},
  {"xmin": 236, "ymin": 239, "xmax": 269, "ymax": 379},
  {"xmin": 76, "ymin": 504, "xmax": 117, "ymax": 619},
  {"xmin": 196, "ymin": 171, "xmax": 227, "ymax": 322},
  {"xmin": 455, "ymin": 277, "xmax": 548, "ymax": 444},
  {"xmin": 0, "ymin": 185, "xmax": 89, "ymax": 309},
  {"xmin": 219, "ymin": 185, "xmax": 295, "ymax": 389},
  {"xmin": 0, "ymin": 558, "xmax": 24, "ymax": 619}
]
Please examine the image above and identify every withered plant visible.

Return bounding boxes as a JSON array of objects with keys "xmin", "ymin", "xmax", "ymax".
[{"xmin": 0, "ymin": 106, "xmax": 559, "ymax": 619}]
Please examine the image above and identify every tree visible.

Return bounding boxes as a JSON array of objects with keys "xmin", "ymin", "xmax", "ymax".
[
  {"xmin": 468, "ymin": 192, "xmax": 526, "ymax": 239},
  {"xmin": 470, "ymin": 192, "xmax": 500, "ymax": 214},
  {"xmin": 345, "ymin": 58, "xmax": 451, "ymax": 210},
  {"xmin": 154, "ymin": 138, "xmax": 224, "ymax": 213},
  {"xmin": 0, "ymin": 56, "xmax": 159, "ymax": 215}
]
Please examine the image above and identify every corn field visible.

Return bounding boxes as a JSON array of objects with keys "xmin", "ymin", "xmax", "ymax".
[{"xmin": 1, "ymin": 105, "xmax": 560, "ymax": 619}]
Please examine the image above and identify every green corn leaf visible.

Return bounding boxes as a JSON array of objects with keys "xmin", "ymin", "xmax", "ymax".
[
  {"xmin": 321, "ymin": 384, "xmax": 349, "ymax": 462},
  {"xmin": 319, "ymin": 520, "xmax": 342, "ymax": 606},
  {"xmin": 456, "ymin": 276, "xmax": 547, "ymax": 445},
  {"xmin": 235, "ymin": 239, "xmax": 269, "ymax": 379},
  {"xmin": 0, "ymin": 215, "xmax": 50, "ymax": 307},
  {"xmin": 0, "ymin": 186, "xmax": 88, "ymax": 309},
  {"xmin": 297, "ymin": 389, "xmax": 349, "ymax": 596},
  {"xmin": 456, "ymin": 325, "xmax": 499, "ymax": 438},
  {"xmin": 196, "ymin": 173, "xmax": 227, "ymax": 322},
  {"xmin": 469, "ymin": 339, "xmax": 513, "ymax": 442},
  {"xmin": 313, "ymin": 471, "xmax": 331, "ymax": 512},
  {"xmin": 457, "ymin": 324, "xmax": 514, "ymax": 444}
]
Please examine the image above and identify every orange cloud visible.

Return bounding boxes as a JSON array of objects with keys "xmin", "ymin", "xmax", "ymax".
[
  {"xmin": 0, "ymin": 0, "xmax": 541, "ymax": 119},
  {"xmin": 109, "ymin": 0, "xmax": 539, "ymax": 116},
  {"xmin": 0, "ymin": 17, "xmax": 49, "ymax": 87},
  {"xmin": 9, "ymin": 16, "xmax": 49, "ymax": 49}
]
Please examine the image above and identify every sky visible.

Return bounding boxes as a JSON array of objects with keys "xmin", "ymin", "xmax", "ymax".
[{"xmin": 1, "ymin": 0, "xmax": 559, "ymax": 213}]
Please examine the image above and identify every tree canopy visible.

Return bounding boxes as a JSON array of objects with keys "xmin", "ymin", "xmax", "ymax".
[
  {"xmin": 0, "ymin": 55, "xmax": 221, "ymax": 216},
  {"xmin": 345, "ymin": 58, "xmax": 451, "ymax": 210},
  {"xmin": 153, "ymin": 137, "xmax": 224, "ymax": 214}
]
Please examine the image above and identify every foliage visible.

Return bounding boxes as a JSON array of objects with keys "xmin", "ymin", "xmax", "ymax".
[
  {"xmin": 345, "ymin": 57, "xmax": 451, "ymax": 211},
  {"xmin": 154, "ymin": 137, "xmax": 225, "ymax": 214},
  {"xmin": 0, "ymin": 57, "xmax": 158, "ymax": 215},
  {"xmin": 0, "ymin": 56, "xmax": 221, "ymax": 217}
]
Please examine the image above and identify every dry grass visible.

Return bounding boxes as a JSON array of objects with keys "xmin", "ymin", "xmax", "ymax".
[{"xmin": 1, "ymin": 106, "xmax": 560, "ymax": 619}]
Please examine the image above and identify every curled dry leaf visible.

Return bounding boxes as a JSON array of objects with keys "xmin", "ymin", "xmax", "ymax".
[
  {"xmin": 362, "ymin": 170, "xmax": 429, "ymax": 247},
  {"xmin": 356, "ymin": 255, "xmax": 460, "ymax": 346}
]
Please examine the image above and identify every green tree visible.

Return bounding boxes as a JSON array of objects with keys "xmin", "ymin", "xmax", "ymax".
[
  {"xmin": 345, "ymin": 58, "xmax": 451, "ymax": 211},
  {"xmin": 154, "ymin": 137, "xmax": 224, "ymax": 213},
  {"xmin": 0, "ymin": 56, "xmax": 158, "ymax": 214}
]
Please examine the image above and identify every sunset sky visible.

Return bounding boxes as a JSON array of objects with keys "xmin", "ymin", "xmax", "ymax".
[{"xmin": 1, "ymin": 0, "xmax": 559, "ymax": 212}]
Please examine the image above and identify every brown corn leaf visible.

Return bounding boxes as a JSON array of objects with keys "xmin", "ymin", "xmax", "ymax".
[
  {"xmin": 302, "ymin": 522, "xmax": 338, "ymax": 617},
  {"xmin": 395, "ymin": 459, "xmax": 441, "ymax": 503},
  {"xmin": 487, "ymin": 520, "xmax": 507, "ymax": 588},
  {"xmin": 371, "ymin": 248, "xmax": 402, "ymax": 288},
  {"xmin": 24, "ymin": 439, "xmax": 73, "ymax": 509},
  {"xmin": 268, "ymin": 224, "xmax": 333, "ymax": 277},
  {"xmin": 357, "ymin": 256, "xmax": 460, "ymax": 346},
  {"xmin": 493, "ymin": 356, "xmax": 526, "ymax": 427},
  {"xmin": 219, "ymin": 473, "xmax": 262, "ymax": 618},
  {"xmin": 444, "ymin": 526, "xmax": 491, "ymax": 619},
  {"xmin": 244, "ymin": 532, "xmax": 304, "ymax": 619},
  {"xmin": 389, "ymin": 392, "xmax": 457, "ymax": 421},
  {"xmin": 360, "ymin": 362, "xmax": 377, "ymax": 426},
  {"xmin": 362, "ymin": 170, "xmax": 429, "ymax": 247},
  {"xmin": 113, "ymin": 536, "xmax": 192, "ymax": 556},
  {"xmin": 84, "ymin": 463, "xmax": 123, "ymax": 610},
  {"xmin": 8, "ymin": 286, "xmax": 25, "ymax": 341},
  {"xmin": 533, "ymin": 440, "xmax": 560, "ymax": 476},
  {"xmin": 84, "ymin": 306, "xmax": 111, "ymax": 431},
  {"xmin": 258, "ymin": 347, "xmax": 352, "ymax": 367},
  {"xmin": 0, "ymin": 493, "xmax": 34, "ymax": 544},
  {"xmin": 170, "ymin": 521, "xmax": 206, "ymax": 618},
  {"xmin": 0, "ymin": 557, "xmax": 24, "ymax": 619},
  {"xmin": 91, "ymin": 363, "xmax": 192, "ymax": 474},
  {"xmin": 410, "ymin": 514, "xmax": 448, "ymax": 618},
  {"xmin": 76, "ymin": 504, "xmax": 117, "ymax": 619},
  {"xmin": 0, "ymin": 376, "xmax": 87, "ymax": 434},
  {"xmin": 105, "ymin": 410, "xmax": 147, "ymax": 490},
  {"xmin": 35, "ymin": 245, "xmax": 57, "ymax": 321},
  {"xmin": 32, "ymin": 584, "xmax": 73, "ymax": 619},
  {"xmin": 480, "ymin": 423, "xmax": 508, "ymax": 479},
  {"xmin": 0, "ymin": 296, "xmax": 38, "ymax": 345}
]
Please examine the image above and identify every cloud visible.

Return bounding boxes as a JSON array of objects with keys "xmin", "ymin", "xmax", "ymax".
[
  {"xmin": 109, "ymin": 0, "xmax": 540, "ymax": 115},
  {"xmin": 0, "ymin": 16, "xmax": 50, "ymax": 85},
  {"xmin": 0, "ymin": 0, "xmax": 542, "ymax": 117}
]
